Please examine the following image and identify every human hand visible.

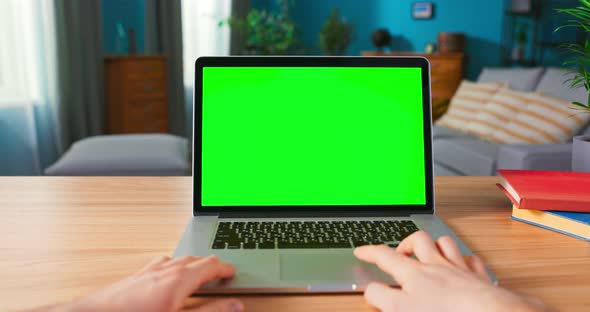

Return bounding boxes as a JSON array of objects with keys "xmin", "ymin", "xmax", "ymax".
[
  {"xmin": 354, "ymin": 231, "xmax": 554, "ymax": 312},
  {"xmin": 55, "ymin": 255, "xmax": 243, "ymax": 312}
]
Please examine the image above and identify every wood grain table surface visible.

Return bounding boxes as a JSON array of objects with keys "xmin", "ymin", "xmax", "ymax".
[{"xmin": 0, "ymin": 177, "xmax": 588, "ymax": 311}]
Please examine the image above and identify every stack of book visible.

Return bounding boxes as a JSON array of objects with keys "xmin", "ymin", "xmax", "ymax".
[{"xmin": 497, "ymin": 170, "xmax": 590, "ymax": 241}]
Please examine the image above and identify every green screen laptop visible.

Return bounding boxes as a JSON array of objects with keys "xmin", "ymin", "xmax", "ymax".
[{"xmin": 174, "ymin": 56, "xmax": 487, "ymax": 293}]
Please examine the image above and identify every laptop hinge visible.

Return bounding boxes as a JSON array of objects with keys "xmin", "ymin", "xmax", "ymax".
[{"xmin": 215, "ymin": 210, "xmax": 427, "ymax": 218}]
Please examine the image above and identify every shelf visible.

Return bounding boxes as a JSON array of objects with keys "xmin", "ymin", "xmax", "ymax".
[
  {"xmin": 504, "ymin": 10, "xmax": 538, "ymax": 17},
  {"xmin": 535, "ymin": 41, "xmax": 571, "ymax": 48},
  {"xmin": 503, "ymin": 57, "xmax": 537, "ymax": 67}
]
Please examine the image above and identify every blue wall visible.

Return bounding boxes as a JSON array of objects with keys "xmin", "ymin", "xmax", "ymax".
[
  {"xmin": 281, "ymin": 0, "xmax": 506, "ymax": 80},
  {"xmin": 100, "ymin": 0, "xmax": 508, "ymax": 77},
  {"xmin": 102, "ymin": 0, "xmax": 146, "ymax": 54}
]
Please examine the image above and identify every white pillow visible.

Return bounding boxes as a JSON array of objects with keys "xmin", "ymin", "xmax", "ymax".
[
  {"xmin": 436, "ymin": 80, "xmax": 505, "ymax": 132},
  {"xmin": 491, "ymin": 93, "xmax": 590, "ymax": 144},
  {"xmin": 465, "ymin": 88, "xmax": 531, "ymax": 139},
  {"xmin": 45, "ymin": 134, "xmax": 189, "ymax": 176}
]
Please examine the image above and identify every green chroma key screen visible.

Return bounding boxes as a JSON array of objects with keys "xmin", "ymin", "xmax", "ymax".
[{"xmin": 201, "ymin": 66, "xmax": 426, "ymax": 206}]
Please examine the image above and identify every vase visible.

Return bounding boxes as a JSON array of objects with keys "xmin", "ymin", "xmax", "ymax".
[
  {"xmin": 572, "ymin": 135, "xmax": 590, "ymax": 172},
  {"xmin": 437, "ymin": 32, "xmax": 465, "ymax": 54},
  {"xmin": 511, "ymin": 46, "xmax": 524, "ymax": 61}
]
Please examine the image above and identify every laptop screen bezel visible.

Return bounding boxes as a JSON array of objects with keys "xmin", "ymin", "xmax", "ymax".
[{"xmin": 193, "ymin": 56, "xmax": 434, "ymax": 216}]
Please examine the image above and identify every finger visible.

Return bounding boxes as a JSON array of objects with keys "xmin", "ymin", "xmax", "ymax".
[
  {"xmin": 179, "ymin": 256, "xmax": 236, "ymax": 295},
  {"xmin": 186, "ymin": 298, "xmax": 244, "ymax": 312},
  {"xmin": 465, "ymin": 254, "xmax": 492, "ymax": 282},
  {"xmin": 364, "ymin": 282, "xmax": 407, "ymax": 312},
  {"xmin": 159, "ymin": 255, "xmax": 203, "ymax": 270},
  {"xmin": 435, "ymin": 236, "xmax": 468, "ymax": 269},
  {"xmin": 396, "ymin": 231, "xmax": 447, "ymax": 265},
  {"xmin": 136, "ymin": 255, "xmax": 171, "ymax": 274},
  {"xmin": 354, "ymin": 245, "xmax": 419, "ymax": 284}
]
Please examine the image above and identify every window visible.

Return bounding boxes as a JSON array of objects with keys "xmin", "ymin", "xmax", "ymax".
[
  {"xmin": 0, "ymin": 0, "xmax": 43, "ymax": 104},
  {"xmin": 181, "ymin": 0, "xmax": 232, "ymax": 86}
]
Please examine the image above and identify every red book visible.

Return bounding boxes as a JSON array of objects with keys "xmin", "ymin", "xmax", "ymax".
[{"xmin": 497, "ymin": 170, "xmax": 590, "ymax": 213}]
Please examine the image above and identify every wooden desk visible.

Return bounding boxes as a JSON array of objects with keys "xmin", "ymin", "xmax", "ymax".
[{"xmin": 0, "ymin": 177, "xmax": 589, "ymax": 311}]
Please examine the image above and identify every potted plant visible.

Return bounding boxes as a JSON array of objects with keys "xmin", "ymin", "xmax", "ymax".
[
  {"xmin": 221, "ymin": 0, "xmax": 297, "ymax": 55},
  {"xmin": 512, "ymin": 24, "xmax": 527, "ymax": 61},
  {"xmin": 557, "ymin": 0, "xmax": 590, "ymax": 172},
  {"xmin": 319, "ymin": 8, "xmax": 354, "ymax": 56}
]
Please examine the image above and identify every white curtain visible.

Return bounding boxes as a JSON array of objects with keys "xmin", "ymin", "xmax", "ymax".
[
  {"xmin": 181, "ymin": 0, "xmax": 232, "ymax": 87},
  {"xmin": 0, "ymin": 0, "xmax": 60, "ymax": 175}
]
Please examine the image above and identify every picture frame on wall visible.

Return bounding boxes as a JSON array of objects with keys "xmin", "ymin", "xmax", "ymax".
[{"xmin": 413, "ymin": 2, "xmax": 433, "ymax": 19}]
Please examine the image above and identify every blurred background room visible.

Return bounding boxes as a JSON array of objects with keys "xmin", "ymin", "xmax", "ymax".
[{"xmin": 0, "ymin": 0, "xmax": 587, "ymax": 177}]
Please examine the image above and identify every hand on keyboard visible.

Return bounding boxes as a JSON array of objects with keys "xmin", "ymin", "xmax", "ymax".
[{"xmin": 354, "ymin": 231, "xmax": 555, "ymax": 312}]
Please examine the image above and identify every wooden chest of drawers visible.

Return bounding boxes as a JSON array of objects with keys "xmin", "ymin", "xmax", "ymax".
[
  {"xmin": 104, "ymin": 56, "xmax": 169, "ymax": 134},
  {"xmin": 362, "ymin": 52, "xmax": 465, "ymax": 120}
]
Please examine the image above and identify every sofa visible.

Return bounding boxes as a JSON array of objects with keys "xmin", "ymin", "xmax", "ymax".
[{"xmin": 433, "ymin": 67, "xmax": 590, "ymax": 176}]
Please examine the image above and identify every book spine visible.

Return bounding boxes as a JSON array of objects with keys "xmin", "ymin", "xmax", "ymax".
[
  {"xmin": 510, "ymin": 216, "xmax": 590, "ymax": 241},
  {"xmin": 520, "ymin": 197, "xmax": 590, "ymax": 213}
]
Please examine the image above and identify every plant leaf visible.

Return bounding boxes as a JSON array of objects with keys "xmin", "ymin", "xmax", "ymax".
[{"xmin": 572, "ymin": 101, "xmax": 590, "ymax": 109}]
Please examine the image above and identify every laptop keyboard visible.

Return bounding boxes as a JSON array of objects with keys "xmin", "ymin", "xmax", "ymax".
[{"xmin": 211, "ymin": 220, "xmax": 419, "ymax": 249}]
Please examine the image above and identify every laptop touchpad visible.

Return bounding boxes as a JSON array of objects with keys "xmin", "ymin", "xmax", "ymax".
[{"xmin": 279, "ymin": 253, "xmax": 382, "ymax": 282}]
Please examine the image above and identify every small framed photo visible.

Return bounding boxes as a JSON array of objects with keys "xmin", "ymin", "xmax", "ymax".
[{"xmin": 413, "ymin": 2, "xmax": 433, "ymax": 19}]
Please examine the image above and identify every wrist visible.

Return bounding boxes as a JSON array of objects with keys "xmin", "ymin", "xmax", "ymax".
[
  {"xmin": 507, "ymin": 302, "xmax": 550, "ymax": 312},
  {"xmin": 481, "ymin": 287, "xmax": 551, "ymax": 312},
  {"xmin": 44, "ymin": 297, "xmax": 105, "ymax": 312},
  {"xmin": 495, "ymin": 294, "xmax": 554, "ymax": 312}
]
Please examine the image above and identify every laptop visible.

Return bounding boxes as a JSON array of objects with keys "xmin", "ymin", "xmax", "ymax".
[{"xmin": 174, "ymin": 56, "xmax": 490, "ymax": 293}]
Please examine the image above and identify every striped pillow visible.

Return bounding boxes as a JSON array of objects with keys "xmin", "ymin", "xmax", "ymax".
[
  {"xmin": 491, "ymin": 93, "xmax": 590, "ymax": 144},
  {"xmin": 436, "ymin": 81, "xmax": 505, "ymax": 132},
  {"xmin": 464, "ymin": 88, "xmax": 530, "ymax": 139}
]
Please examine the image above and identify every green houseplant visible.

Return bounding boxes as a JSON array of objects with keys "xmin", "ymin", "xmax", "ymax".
[
  {"xmin": 556, "ymin": 0, "xmax": 590, "ymax": 112},
  {"xmin": 556, "ymin": 0, "xmax": 590, "ymax": 171},
  {"xmin": 512, "ymin": 24, "xmax": 527, "ymax": 61},
  {"xmin": 221, "ymin": 0, "xmax": 297, "ymax": 55},
  {"xmin": 319, "ymin": 8, "xmax": 354, "ymax": 56}
]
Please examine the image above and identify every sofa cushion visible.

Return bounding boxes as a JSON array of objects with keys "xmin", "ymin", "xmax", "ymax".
[
  {"xmin": 432, "ymin": 124, "xmax": 478, "ymax": 139},
  {"xmin": 535, "ymin": 67, "xmax": 588, "ymax": 103},
  {"xmin": 433, "ymin": 138, "xmax": 500, "ymax": 176},
  {"xmin": 496, "ymin": 144, "xmax": 572, "ymax": 171},
  {"xmin": 433, "ymin": 163, "xmax": 462, "ymax": 176},
  {"xmin": 534, "ymin": 67, "xmax": 590, "ymax": 136},
  {"xmin": 580, "ymin": 122, "xmax": 590, "ymax": 136},
  {"xmin": 45, "ymin": 134, "xmax": 189, "ymax": 176},
  {"xmin": 465, "ymin": 88, "xmax": 531, "ymax": 139},
  {"xmin": 490, "ymin": 93, "xmax": 590, "ymax": 144},
  {"xmin": 477, "ymin": 67, "xmax": 544, "ymax": 91},
  {"xmin": 436, "ymin": 80, "xmax": 504, "ymax": 132}
]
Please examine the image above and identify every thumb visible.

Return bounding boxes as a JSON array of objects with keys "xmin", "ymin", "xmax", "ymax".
[{"xmin": 188, "ymin": 298, "xmax": 244, "ymax": 312}]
